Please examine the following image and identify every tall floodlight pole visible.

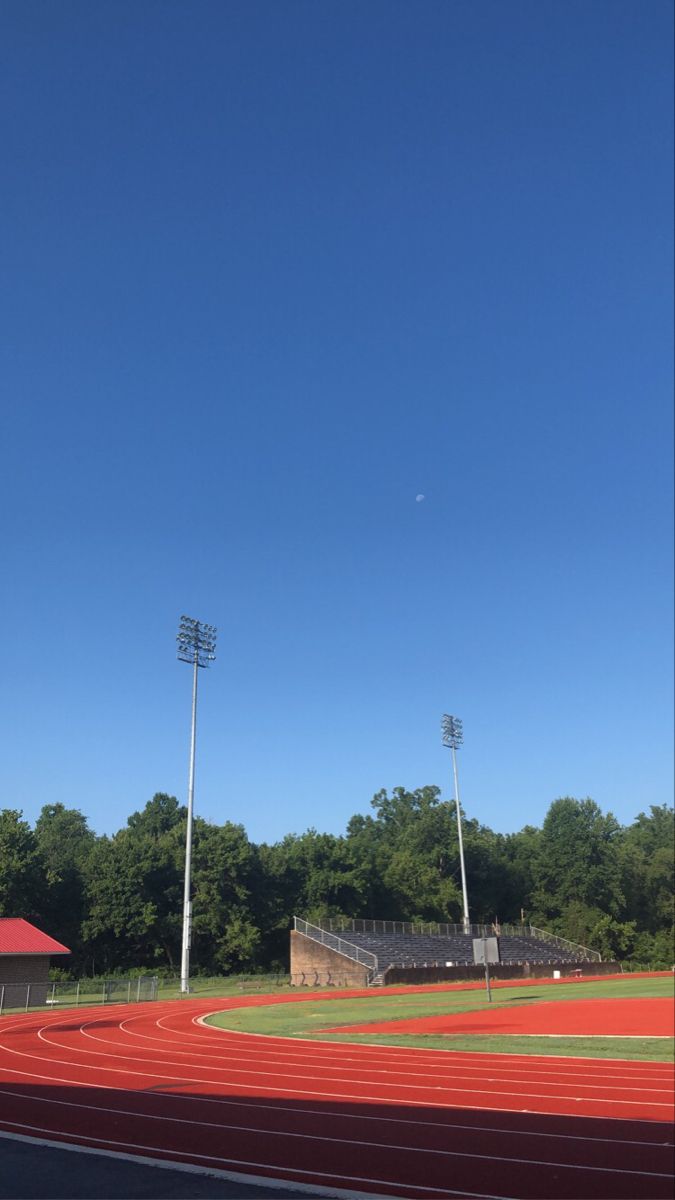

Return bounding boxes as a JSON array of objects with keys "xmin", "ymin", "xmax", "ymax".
[
  {"xmin": 441, "ymin": 714, "xmax": 471, "ymax": 934},
  {"xmin": 177, "ymin": 616, "xmax": 217, "ymax": 994}
]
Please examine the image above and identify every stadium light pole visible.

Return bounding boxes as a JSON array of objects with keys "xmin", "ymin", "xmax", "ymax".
[
  {"xmin": 442, "ymin": 714, "xmax": 471, "ymax": 935},
  {"xmin": 177, "ymin": 616, "xmax": 217, "ymax": 994}
]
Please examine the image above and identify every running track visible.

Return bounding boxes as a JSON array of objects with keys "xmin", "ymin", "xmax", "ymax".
[{"xmin": 0, "ymin": 990, "xmax": 673, "ymax": 1199}]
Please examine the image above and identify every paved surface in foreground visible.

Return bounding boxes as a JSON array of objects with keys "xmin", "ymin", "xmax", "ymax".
[
  {"xmin": 0, "ymin": 1135, "xmax": 317, "ymax": 1199},
  {"xmin": 0, "ymin": 988, "xmax": 673, "ymax": 1199}
]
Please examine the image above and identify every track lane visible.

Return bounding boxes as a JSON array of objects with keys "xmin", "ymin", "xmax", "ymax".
[{"xmin": 0, "ymin": 992, "xmax": 673, "ymax": 1199}]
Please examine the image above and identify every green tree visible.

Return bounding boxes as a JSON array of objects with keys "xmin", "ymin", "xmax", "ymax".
[
  {"xmin": 532, "ymin": 797, "xmax": 624, "ymax": 924},
  {"xmin": 347, "ymin": 787, "xmax": 464, "ymax": 922},
  {"xmin": 126, "ymin": 793, "xmax": 184, "ymax": 839},
  {"xmin": 619, "ymin": 806, "xmax": 674, "ymax": 934},
  {"xmin": 34, "ymin": 803, "xmax": 96, "ymax": 968},
  {"xmin": 0, "ymin": 809, "xmax": 45, "ymax": 920},
  {"xmin": 82, "ymin": 796, "xmax": 185, "ymax": 972},
  {"xmin": 189, "ymin": 818, "xmax": 262, "ymax": 973}
]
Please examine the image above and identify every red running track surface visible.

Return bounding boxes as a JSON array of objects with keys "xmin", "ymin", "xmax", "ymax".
[
  {"xmin": 0, "ymin": 989, "xmax": 673, "ymax": 1200},
  {"xmin": 324, "ymin": 996, "xmax": 675, "ymax": 1038}
]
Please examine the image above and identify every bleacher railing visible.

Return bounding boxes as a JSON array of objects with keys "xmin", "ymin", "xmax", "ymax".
[
  {"xmin": 293, "ymin": 918, "xmax": 377, "ymax": 979},
  {"xmin": 527, "ymin": 926, "xmax": 601, "ymax": 962},
  {"xmin": 320, "ymin": 917, "xmax": 527, "ymax": 938}
]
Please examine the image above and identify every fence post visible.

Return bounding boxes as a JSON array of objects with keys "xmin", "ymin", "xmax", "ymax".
[
  {"xmin": 136, "ymin": 977, "xmax": 141, "ymax": 1002},
  {"xmin": 50, "ymin": 982, "xmax": 56, "ymax": 1006},
  {"xmin": 25, "ymin": 985, "xmax": 31, "ymax": 1013},
  {"xmin": 76, "ymin": 981, "xmax": 80, "ymax": 1007},
  {"xmin": 0, "ymin": 985, "xmax": 4, "ymax": 1016},
  {"xmin": 127, "ymin": 981, "xmax": 131, "ymax": 1004},
  {"xmin": 102, "ymin": 981, "xmax": 106, "ymax": 1004}
]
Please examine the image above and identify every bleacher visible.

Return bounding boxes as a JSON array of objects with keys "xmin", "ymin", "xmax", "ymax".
[
  {"xmin": 293, "ymin": 917, "xmax": 600, "ymax": 981},
  {"xmin": 344, "ymin": 930, "xmax": 475, "ymax": 966},
  {"xmin": 341, "ymin": 929, "xmax": 585, "ymax": 967}
]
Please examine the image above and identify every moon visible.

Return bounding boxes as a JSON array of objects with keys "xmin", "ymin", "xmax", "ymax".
[{"xmin": 415, "ymin": 494, "xmax": 425, "ymax": 502}]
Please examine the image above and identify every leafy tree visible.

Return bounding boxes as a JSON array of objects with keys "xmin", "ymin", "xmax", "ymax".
[
  {"xmin": 501, "ymin": 825, "xmax": 542, "ymax": 923},
  {"xmin": 348, "ymin": 787, "xmax": 464, "ymax": 922},
  {"xmin": 82, "ymin": 797, "xmax": 185, "ymax": 972},
  {"xmin": 4, "ymin": 786, "xmax": 669, "ymax": 976},
  {"xmin": 532, "ymin": 797, "xmax": 624, "ymax": 921},
  {"xmin": 0, "ymin": 809, "xmax": 46, "ymax": 921},
  {"xmin": 619, "ymin": 806, "xmax": 674, "ymax": 934},
  {"xmin": 260, "ymin": 830, "xmax": 367, "ymax": 935},
  {"xmin": 34, "ymin": 803, "xmax": 96, "ymax": 968},
  {"xmin": 189, "ymin": 818, "xmax": 262, "ymax": 973},
  {"xmin": 126, "ymin": 793, "xmax": 184, "ymax": 839}
]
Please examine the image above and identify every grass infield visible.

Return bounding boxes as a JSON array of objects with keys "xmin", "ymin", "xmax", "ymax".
[{"xmin": 205, "ymin": 975, "xmax": 675, "ymax": 1062}]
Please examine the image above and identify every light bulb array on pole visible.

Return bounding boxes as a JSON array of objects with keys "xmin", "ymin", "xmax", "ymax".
[
  {"xmin": 177, "ymin": 616, "xmax": 217, "ymax": 994},
  {"xmin": 441, "ymin": 713, "xmax": 471, "ymax": 934}
]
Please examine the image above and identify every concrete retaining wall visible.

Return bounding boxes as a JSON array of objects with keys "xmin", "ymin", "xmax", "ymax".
[
  {"xmin": 289, "ymin": 931, "xmax": 369, "ymax": 987},
  {"xmin": 385, "ymin": 960, "xmax": 620, "ymax": 985}
]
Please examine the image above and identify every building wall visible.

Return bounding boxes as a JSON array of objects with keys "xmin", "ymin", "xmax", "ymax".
[
  {"xmin": 289, "ymin": 931, "xmax": 369, "ymax": 987},
  {"xmin": 0, "ymin": 955, "xmax": 50, "ymax": 1008}
]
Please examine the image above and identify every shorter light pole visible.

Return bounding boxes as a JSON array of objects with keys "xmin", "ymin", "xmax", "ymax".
[
  {"xmin": 177, "ymin": 616, "xmax": 217, "ymax": 994},
  {"xmin": 442, "ymin": 714, "xmax": 471, "ymax": 934}
]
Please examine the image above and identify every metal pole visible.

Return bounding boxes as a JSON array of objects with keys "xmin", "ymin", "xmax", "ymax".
[
  {"xmin": 451, "ymin": 744, "xmax": 471, "ymax": 934},
  {"xmin": 484, "ymin": 959, "xmax": 492, "ymax": 1001},
  {"xmin": 180, "ymin": 651, "xmax": 199, "ymax": 993}
]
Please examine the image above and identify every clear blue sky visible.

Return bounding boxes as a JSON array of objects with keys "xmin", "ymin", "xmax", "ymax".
[{"xmin": 2, "ymin": 0, "xmax": 672, "ymax": 845}]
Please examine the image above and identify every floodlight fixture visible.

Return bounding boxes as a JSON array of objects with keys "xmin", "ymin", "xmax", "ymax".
[
  {"xmin": 441, "ymin": 713, "xmax": 463, "ymax": 750},
  {"xmin": 177, "ymin": 616, "xmax": 217, "ymax": 994},
  {"xmin": 177, "ymin": 616, "xmax": 217, "ymax": 668},
  {"xmin": 441, "ymin": 713, "xmax": 470, "ymax": 934}
]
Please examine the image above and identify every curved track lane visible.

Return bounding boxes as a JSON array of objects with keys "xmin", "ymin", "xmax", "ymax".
[{"xmin": 0, "ymin": 991, "xmax": 673, "ymax": 1199}]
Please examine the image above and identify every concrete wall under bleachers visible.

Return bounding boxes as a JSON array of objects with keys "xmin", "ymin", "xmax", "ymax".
[
  {"xmin": 385, "ymin": 961, "xmax": 621, "ymax": 986},
  {"xmin": 290, "ymin": 931, "xmax": 369, "ymax": 987}
]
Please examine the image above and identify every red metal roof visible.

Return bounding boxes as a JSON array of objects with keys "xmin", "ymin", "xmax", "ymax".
[{"xmin": 0, "ymin": 919, "xmax": 70, "ymax": 955}]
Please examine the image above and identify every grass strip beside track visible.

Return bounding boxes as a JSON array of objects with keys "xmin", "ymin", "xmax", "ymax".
[{"xmin": 205, "ymin": 976, "xmax": 675, "ymax": 1062}]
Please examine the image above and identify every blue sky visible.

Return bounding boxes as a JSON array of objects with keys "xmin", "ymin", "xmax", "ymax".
[{"xmin": 1, "ymin": 0, "xmax": 672, "ymax": 845}]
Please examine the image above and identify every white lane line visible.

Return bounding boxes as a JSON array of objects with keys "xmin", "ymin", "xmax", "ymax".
[
  {"xmin": 206, "ymin": 1018, "xmax": 675, "ymax": 1066},
  {"xmin": 110, "ymin": 1016, "xmax": 675, "ymax": 1082},
  {"xmin": 0, "ymin": 1128, "xmax": 390, "ymax": 1200},
  {"xmin": 31, "ymin": 1027, "xmax": 675, "ymax": 1104},
  {"xmin": 1, "ymin": 1046, "xmax": 673, "ymax": 1127},
  {"xmin": 17, "ymin": 1004, "xmax": 670, "ymax": 1082},
  {"xmin": 0, "ymin": 1102, "xmax": 671, "ymax": 1183},
  {"xmin": 0, "ymin": 1122, "xmax": 506, "ymax": 1199},
  {"xmin": 2, "ymin": 1068, "xmax": 672, "ymax": 1150},
  {"xmin": 75, "ymin": 1025, "xmax": 675, "ymax": 1093},
  {"xmin": 42, "ymin": 1014, "xmax": 675, "ymax": 1091},
  {"xmin": 497, "ymin": 1034, "xmax": 672, "ymax": 1040}
]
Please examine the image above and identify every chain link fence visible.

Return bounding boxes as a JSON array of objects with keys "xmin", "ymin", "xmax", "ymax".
[{"xmin": 0, "ymin": 975, "xmax": 159, "ymax": 1015}]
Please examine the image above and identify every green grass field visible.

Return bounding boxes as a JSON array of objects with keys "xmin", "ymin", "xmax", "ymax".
[{"xmin": 205, "ymin": 975, "xmax": 675, "ymax": 1062}]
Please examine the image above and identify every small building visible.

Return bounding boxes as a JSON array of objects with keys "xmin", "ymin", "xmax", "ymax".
[{"xmin": 0, "ymin": 918, "xmax": 71, "ymax": 1008}]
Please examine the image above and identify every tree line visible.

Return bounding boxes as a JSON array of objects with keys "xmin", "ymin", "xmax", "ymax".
[{"xmin": 1, "ymin": 789, "xmax": 672, "ymax": 975}]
